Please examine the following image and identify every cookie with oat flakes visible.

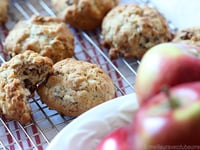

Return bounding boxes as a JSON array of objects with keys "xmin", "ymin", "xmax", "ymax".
[
  {"xmin": 0, "ymin": 0, "xmax": 9, "ymax": 23},
  {"xmin": 51, "ymin": 0, "xmax": 119, "ymax": 30},
  {"xmin": 37, "ymin": 58, "xmax": 115, "ymax": 116},
  {"xmin": 102, "ymin": 4, "xmax": 173, "ymax": 59},
  {"xmin": 5, "ymin": 15, "xmax": 74, "ymax": 63},
  {"xmin": 0, "ymin": 50, "xmax": 53, "ymax": 124},
  {"xmin": 173, "ymin": 27, "xmax": 200, "ymax": 46}
]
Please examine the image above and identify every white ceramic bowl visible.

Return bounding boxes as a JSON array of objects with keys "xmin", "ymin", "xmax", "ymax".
[{"xmin": 47, "ymin": 93, "xmax": 139, "ymax": 150}]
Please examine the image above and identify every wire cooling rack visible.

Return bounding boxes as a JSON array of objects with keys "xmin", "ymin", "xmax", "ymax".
[
  {"xmin": 0, "ymin": 0, "xmax": 146, "ymax": 149},
  {"xmin": 0, "ymin": 0, "xmax": 179, "ymax": 149}
]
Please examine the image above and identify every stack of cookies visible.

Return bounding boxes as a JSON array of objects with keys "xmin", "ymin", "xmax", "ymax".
[
  {"xmin": 51, "ymin": 1, "xmax": 174, "ymax": 59},
  {"xmin": 4, "ymin": 0, "xmax": 199, "ymax": 125},
  {"xmin": 1, "ymin": 0, "xmax": 117, "ymax": 124}
]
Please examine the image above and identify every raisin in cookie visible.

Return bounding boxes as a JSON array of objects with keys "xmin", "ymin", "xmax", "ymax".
[
  {"xmin": 102, "ymin": 4, "xmax": 173, "ymax": 59},
  {"xmin": 51, "ymin": 0, "xmax": 119, "ymax": 30},
  {"xmin": 0, "ymin": 50, "xmax": 53, "ymax": 124},
  {"xmin": 37, "ymin": 58, "xmax": 115, "ymax": 116},
  {"xmin": 0, "ymin": 0, "xmax": 9, "ymax": 23},
  {"xmin": 5, "ymin": 15, "xmax": 74, "ymax": 63},
  {"xmin": 173, "ymin": 27, "xmax": 200, "ymax": 46}
]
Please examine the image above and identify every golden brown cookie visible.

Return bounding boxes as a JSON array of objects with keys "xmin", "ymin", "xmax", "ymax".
[
  {"xmin": 173, "ymin": 27, "xmax": 200, "ymax": 46},
  {"xmin": 5, "ymin": 15, "xmax": 74, "ymax": 63},
  {"xmin": 0, "ymin": 50, "xmax": 53, "ymax": 124},
  {"xmin": 37, "ymin": 58, "xmax": 115, "ymax": 116},
  {"xmin": 0, "ymin": 0, "xmax": 9, "ymax": 23},
  {"xmin": 51, "ymin": 0, "xmax": 119, "ymax": 30},
  {"xmin": 102, "ymin": 4, "xmax": 173, "ymax": 59}
]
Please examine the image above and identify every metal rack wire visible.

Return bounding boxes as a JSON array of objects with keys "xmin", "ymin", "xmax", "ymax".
[{"xmin": 0, "ymin": 0, "xmax": 142, "ymax": 149}]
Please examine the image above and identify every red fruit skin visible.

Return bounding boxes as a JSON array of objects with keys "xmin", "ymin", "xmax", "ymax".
[
  {"xmin": 132, "ymin": 82, "xmax": 200, "ymax": 149},
  {"xmin": 97, "ymin": 82, "xmax": 200, "ymax": 150},
  {"xmin": 136, "ymin": 43, "xmax": 200, "ymax": 105},
  {"xmin": 96, "ymin": 125, "xmax": 133, "ymax": 150}
]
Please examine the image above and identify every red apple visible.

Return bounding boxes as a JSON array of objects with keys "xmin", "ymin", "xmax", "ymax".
[
  {"xmin": 132, "ymin": 81, "xmax": 200, "ymax": 149},
  {"xmin": 96, "ymin": 82, "xmax": 200, "ymax": 150},
  {"xmin": 135, "ymin": 42, "xmax": 200, "ymax": 104}
]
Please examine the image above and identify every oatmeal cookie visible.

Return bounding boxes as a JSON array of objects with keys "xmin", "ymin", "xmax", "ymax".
[
  {"xmin": 51, "ymin": 0, "xmax": 119, "ymax": 30},
  {"xmin": 37, "ymin": 58, "xmax": 115, "ymax": 116},
  {"xmin": 102, "ymin": 4, "xmax": 173, "ymax": 59},
  {"xmin": 0, "ymin": 0, "xmax": 9, "ymax": 23},
  {"xmin": 0, "ymin": 50, "xmax": 53, "ymax": 124},
  {"xmin": 5, "ymin": 15, "xmax": 74, "ymax": 63},
  {"xmin": 173, "ymin": 27, "xmax": 200, "ymax": 46}
]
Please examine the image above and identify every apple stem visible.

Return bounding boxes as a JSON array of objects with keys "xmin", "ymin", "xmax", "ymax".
[{"xmin": 162, "ymin": 85, "xmax": 179, "ymax": 109}]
